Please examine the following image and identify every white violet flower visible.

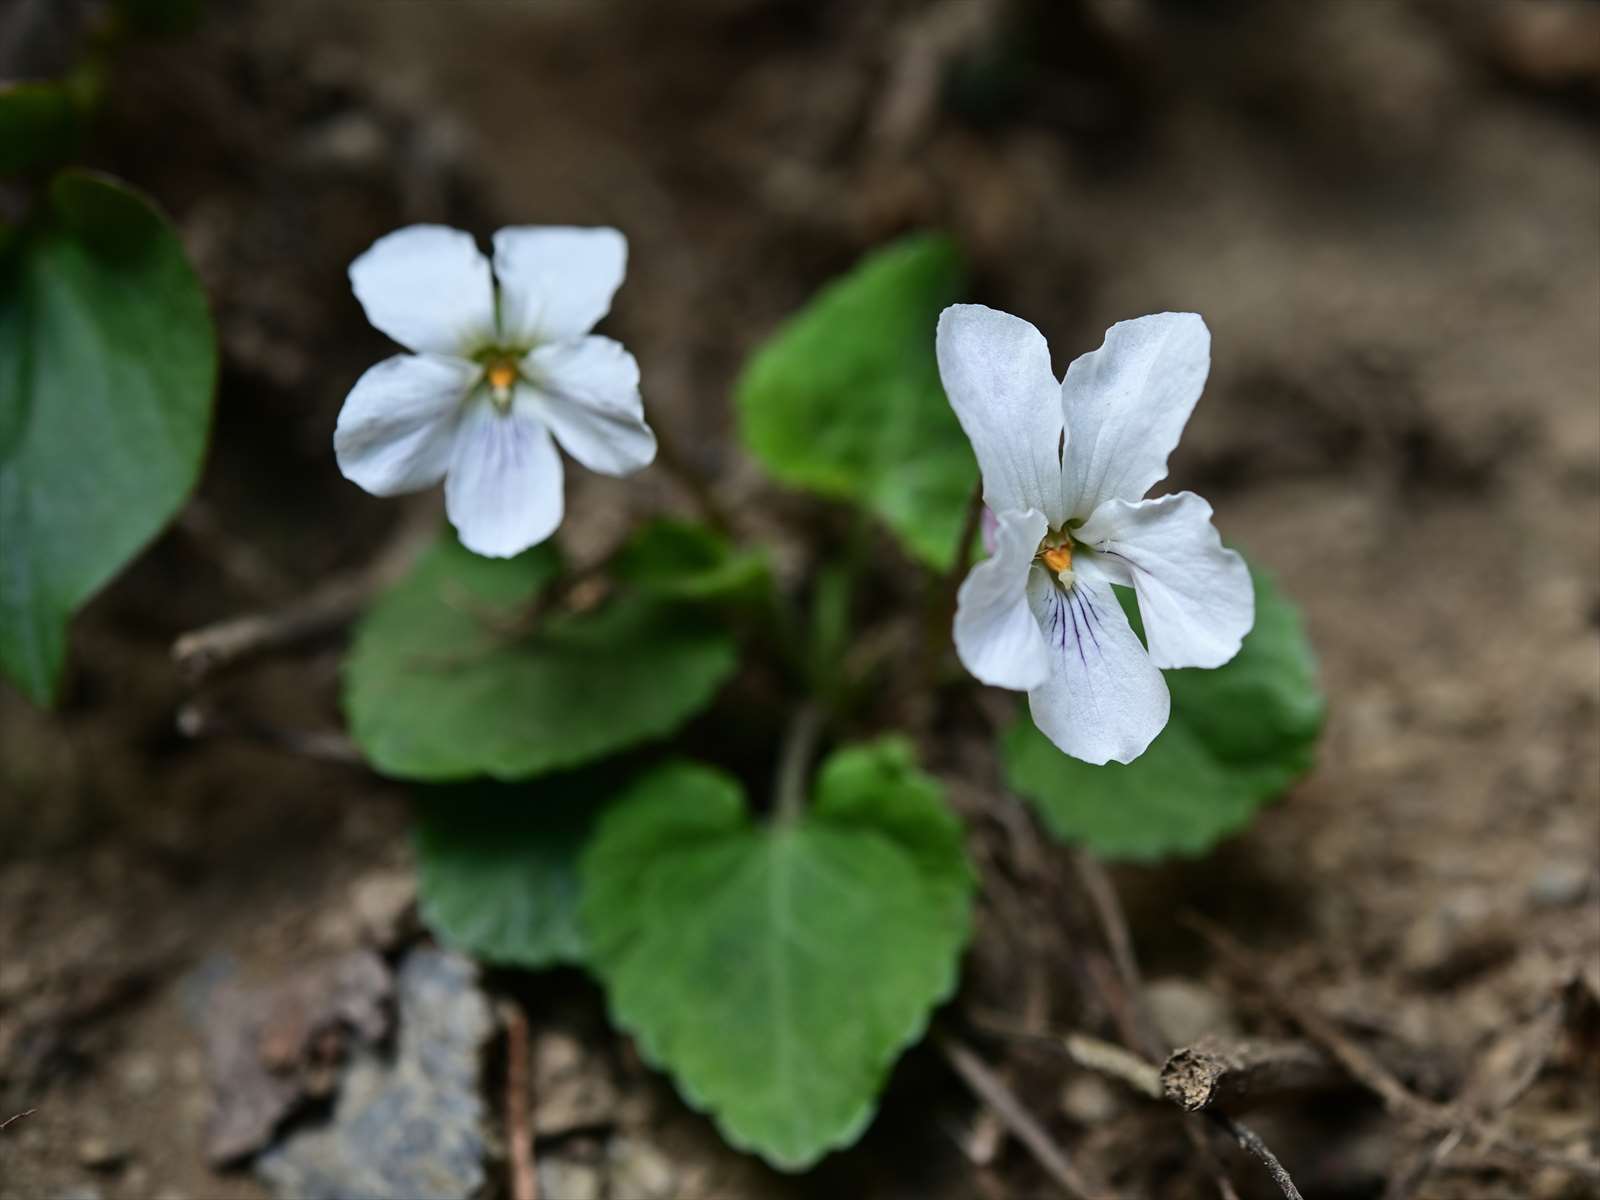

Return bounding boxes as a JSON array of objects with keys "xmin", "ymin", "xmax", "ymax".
[
  {"xmin": 334, "ymin": 224, "xmax": 656, "ymax": 557},
  {"xmin": 938, "ymin": 305, "xmax": 1254, "ymax": 765}
]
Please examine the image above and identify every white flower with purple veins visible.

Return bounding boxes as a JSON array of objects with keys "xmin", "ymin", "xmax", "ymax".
[
  {"xmin": 939, "ymin": 305, "xmax": 1254, "ymax": 765},
  {"xmin": 334, "ymin": 225, "xmax": 656, "ymax": 557}
]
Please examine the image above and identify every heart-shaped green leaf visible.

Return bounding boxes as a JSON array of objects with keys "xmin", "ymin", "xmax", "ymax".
[
  {"xmin": 1003, "ymin": 562, "xmax": 1324, "ymax": 860},
  {"xmin": 343, "ymin": 531, "xmax": 739, "ymax": 781},
  {"xmin": 735, "ymin": 233, "xmax": 975, "ymax": 570},
  {"xmin": 581, "ymin": 738, "xmax": 974, "ymax": 1169},
  {"xmin": 1, "ymin": 170, "xmax": 216, "ymax": 703},
  {"xmin": 414, "ymin": 775, "xmax": 610, "ymax": 968}
]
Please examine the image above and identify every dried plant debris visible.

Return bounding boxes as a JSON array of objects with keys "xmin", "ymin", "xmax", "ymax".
[{"xmin": 197, "ymin": 948, "xmax": 392, "ymax": 1164}]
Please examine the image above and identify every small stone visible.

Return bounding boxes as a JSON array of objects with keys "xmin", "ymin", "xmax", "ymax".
[
  {"xmin": 1145, "ymin": 978, "xmax": 1237, "ymax": 1047},
  {"xmin": 120, "ymin": 1052, "xmax": 162, "ymax": 1096},
  {"xmin": 76, "ymin": 1135, "xmax": 128, "ymax": 1171},
  {"xmin": 1060, "ymin": 1074, "xmax": 1122, "ymax": 1125},
  {"xmin": 254, "ymin": 947, "xmax": 493, "ymax": 1200},
  {"xmin": 533, "ymin": 1031, "xmax": 618, "ymax": 1137},
  {"xmin": 607, "ymin": 1135, "xmax": 676, "ymax": 1200},
  {"xmin": 351, "ymin": 869, "xmax": 418, "ymax": 950},
  {"xmin": 536, "ymin": 1157, "xmax": 605, "ymax": 1200},
  {"xmin": 1528, "ymin": 862, "xmax": 1592, "ymax": 909}
]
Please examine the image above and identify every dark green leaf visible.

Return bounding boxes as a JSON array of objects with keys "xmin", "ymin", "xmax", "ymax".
[
  {"xmin": 0, "ymin": 81, "xmax": 83, "ymax": 176},
  {"xmin": 0, "ymin": 170, "xmax": 216, "ymax": 703},
  {"xmin": 1003, "ymin": 563, "xmax": 1324, "ymax": 861},
  {"xmin": 735, "ymin": 233, "xmax": 975, "ymax": 569},
  {"xmin": 415, "ymin": 775, "xmax": 610, "ymax": 969},
  {"xmin": 343, "ymin": 532, "xmax": 740, "ymax": 781},
  {"xmin": 581, "ymin": 738, "xmax": 974, "ymax": 1169}
]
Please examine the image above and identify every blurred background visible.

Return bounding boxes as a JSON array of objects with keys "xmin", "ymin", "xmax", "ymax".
[{"xmin": 2, "ymin": 1, "xmax": 1597, "ymax": 1197}]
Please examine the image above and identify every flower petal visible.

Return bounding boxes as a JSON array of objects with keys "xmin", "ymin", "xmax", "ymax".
[
  {"xmin": 444, "ymin": 402, "xmax": 564, "ymax": 558},
  {"xmin": 1076, "ymin": 491, "xmax": 1254, "ymax": 670},
  {"xmin": 493, "ymin": 226, "xmax": 627, "ymax": 347},
  {"xmin": 1059, "ymin": 312, "xmax": 1210, "ymax": 517},
  {"xmin": 936, "ymin": 304, "xmax": 1067, "ymax": 526},
  {"xmin": 334, "ymin": 353, "xmax": 476, "ymax": 496},
  {"xmin": 1025, "ymin": 561, "xmax": 1170, "ymax": 765},
  {"xmin": 954, "ymin": 508, "xmax": 1050, "ymax": 690},
  {"xmin": 522, "ymin": 337, "xmax": 656, "ymax": 476},
  {"xmin": 349, "ymin": 225, "xmax": 496, "ymax": 356}
]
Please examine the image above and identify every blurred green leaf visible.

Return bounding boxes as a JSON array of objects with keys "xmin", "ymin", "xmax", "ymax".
[
  {"xmin": 735, "ymin": 233, "xmax": 975, "ymax": 570},
  {"xmin": 0, "ymin": 81, "xmax": 83, "ymax": 176},
  {"xmin": 614, "ymin": 517, "xmax": 768, "ymax": 601},
  {"xmin": 343, "ymin": 532, "xmax": 740, "ymax": 782},
  {"xmin": 116, "ymin": 0, "xmax": 204, "ymax": 35},
  {"xmin": 1003, "ymin": 562, "xmax": 1324, "ymax": 861},
  {"xmin": 0, "ymin": 170, "xmax": 216, "ymax": 704},
  {"xmin": 581, "ymin": 738, "xmax": 974, "ymax": 1169},
  {"xmin": 415, "ymin": 775, "xmax": 610, "ymax": 969}
]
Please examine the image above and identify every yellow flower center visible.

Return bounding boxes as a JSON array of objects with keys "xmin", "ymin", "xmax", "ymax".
[
  {"xmin": 486, "ymin": 358, "xmax": 519, "ymax": 411},
  {"xmin": 1040, "ymin": 543, "xmax": 1072, "ymax": 576}
]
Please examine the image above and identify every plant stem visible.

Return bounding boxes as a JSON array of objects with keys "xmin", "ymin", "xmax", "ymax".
[
  {"xmin": 651, "ymin": 420, "xmax": 737, "ymax": 538},
  {"xmin": 772, "ymin": 701, "xmax": 825, "ymax": 827}
]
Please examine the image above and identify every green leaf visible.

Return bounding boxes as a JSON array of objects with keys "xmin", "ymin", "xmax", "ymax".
[
  {"xmin": 1003, "ymin": 563, "xmax": 1324, "ymax": 861},
  {"xmin": 735, "ymin": 233, "xmax": 975, "ymax": 570},
  {"xmin": 117, "ymin": 0, "xmax": 205, "ymax": 34},
  {"xmin": 343, "ymin": 532, "xmax": 740, "ymax": 782},
  {"xmin": 614, "ymin": 518, "xmax": 769, "ymax": 602},
  {"xmin": 0, "ymin": 170, "xmax": 216, "ymax": 703},
  {"xmin": 0, "ymin": 82, "xmax": 83, "ymax": 176},
  {"xmin": 414, "ymin": 774, "xmax": 610, "ymax": 969},
  {"xmin": 581, "ymin": 738, "xmax": 974, "ymax": 1169}
]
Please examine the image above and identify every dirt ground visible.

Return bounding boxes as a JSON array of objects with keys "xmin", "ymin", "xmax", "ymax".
[{"xmin": 2, "ymin": 1, "xmax": 1597, "ymax": 1197}]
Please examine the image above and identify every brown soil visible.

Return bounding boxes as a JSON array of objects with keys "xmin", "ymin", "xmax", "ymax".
[{"xmin": 2, "ymin": 1, "xmax": 1597, "ymax": 1198}]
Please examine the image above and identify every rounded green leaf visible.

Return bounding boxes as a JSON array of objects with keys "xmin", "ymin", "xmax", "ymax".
[
  {"xmin": 581, "ymin": 738, "xmax": 975, "ymax": 1169},
  {"xmin": 1003, "ymin": 563, "xmax": 1324, "ymax": 861},
  {"xmin": 342, "ymin": 532, "xmax": 740, "ymax": 782},
  {"xmin": 0, "ymin": 170, "xmax": 216, "ymax": 703},
  {"xmin": 614, "ymin": 518, "xmax": 769, "ymax": 602},
  {"xmin": 735, "ymin": 233, "xmax": 976, "ymax": 570},
  {"xmin": 415, "ymin": 776, "xmax": 610, "ymax": 969}
]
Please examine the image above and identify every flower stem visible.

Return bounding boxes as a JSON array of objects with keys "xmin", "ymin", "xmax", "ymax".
[
  {"xmin": 772, "ymin": 700, "xmax": 825, "ymax": 827},
  {"xmin": 651, "ymin": 420, "xmax": 738, "ymax": 538}
]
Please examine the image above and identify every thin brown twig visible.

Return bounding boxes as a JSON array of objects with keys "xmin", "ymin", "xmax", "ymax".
[
  {"xmin": 172, "ymin": 500, "xmax": 439, "ymax": 683},
  {"xmin": 498, "ymin": 1000, "xmax": 538, "ymax": 1200},
  {"xmin": 1187, "ymin": 915, "xmax": 1600, "ymax": 1184},
  {"xmin": 1066, "ymin": 856, "xmax": 1250, "ymax": 1200},
  {"xmin": 0, "ymin": 1109, "xmax": 36, "ymax": 1132},
  {"xmin": 176, "ymin": 703, "xmax": 365, "ymax": 765},
  {"xmin": 1209, "ymin": 1113, "xmax": 1306, "ymax": 1200},
  {"xmin": 933, "ymin": 1029, "xmax": 1100, "ymax": 1199}
]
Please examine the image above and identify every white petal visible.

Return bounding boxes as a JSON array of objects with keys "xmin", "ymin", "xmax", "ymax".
[
  {"xmin": 1076, "ymin": 492, "xmax": 1254, "ymax": 670},
  {"xmin": 1060, "ymin": 312, "xmax": 1210, "ymax": 517},
  {"xmin": 334, "ymin": 354, "xmax": 475, "ymax": 496},
  {"xmin": 936, "ymin": 304, "xmax": 1067, "ymax": 526},
  {"xmin": 954, "ymin": 508, "xmax": 1050, "ymax": 690},
  {"xmin": 522, "ymin": 337, "xmax": 656, "ymax": 476},
  {"xmin": 444, "ymin": 402, "xmax": 564, "ymax": 558},
  {"xmin": 493, "ymin": 226, "xmax": 627, "ymax": 347},
  {"xmin": 349, "ymin": 225, "xmax": 496, "ymax": 356},
  {"xmin": 1025, "ymin": 561, "xmax": 1170, "ymax": 765}
]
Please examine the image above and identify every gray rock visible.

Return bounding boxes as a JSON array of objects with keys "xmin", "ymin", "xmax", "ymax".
[
  {"xmin": 1528, "ymin": 862, "xmax": 1593, "ymax": 909},
  {"xmin": 256, "ymin": 947, "xmax": 493, "ymax": 1200}
]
